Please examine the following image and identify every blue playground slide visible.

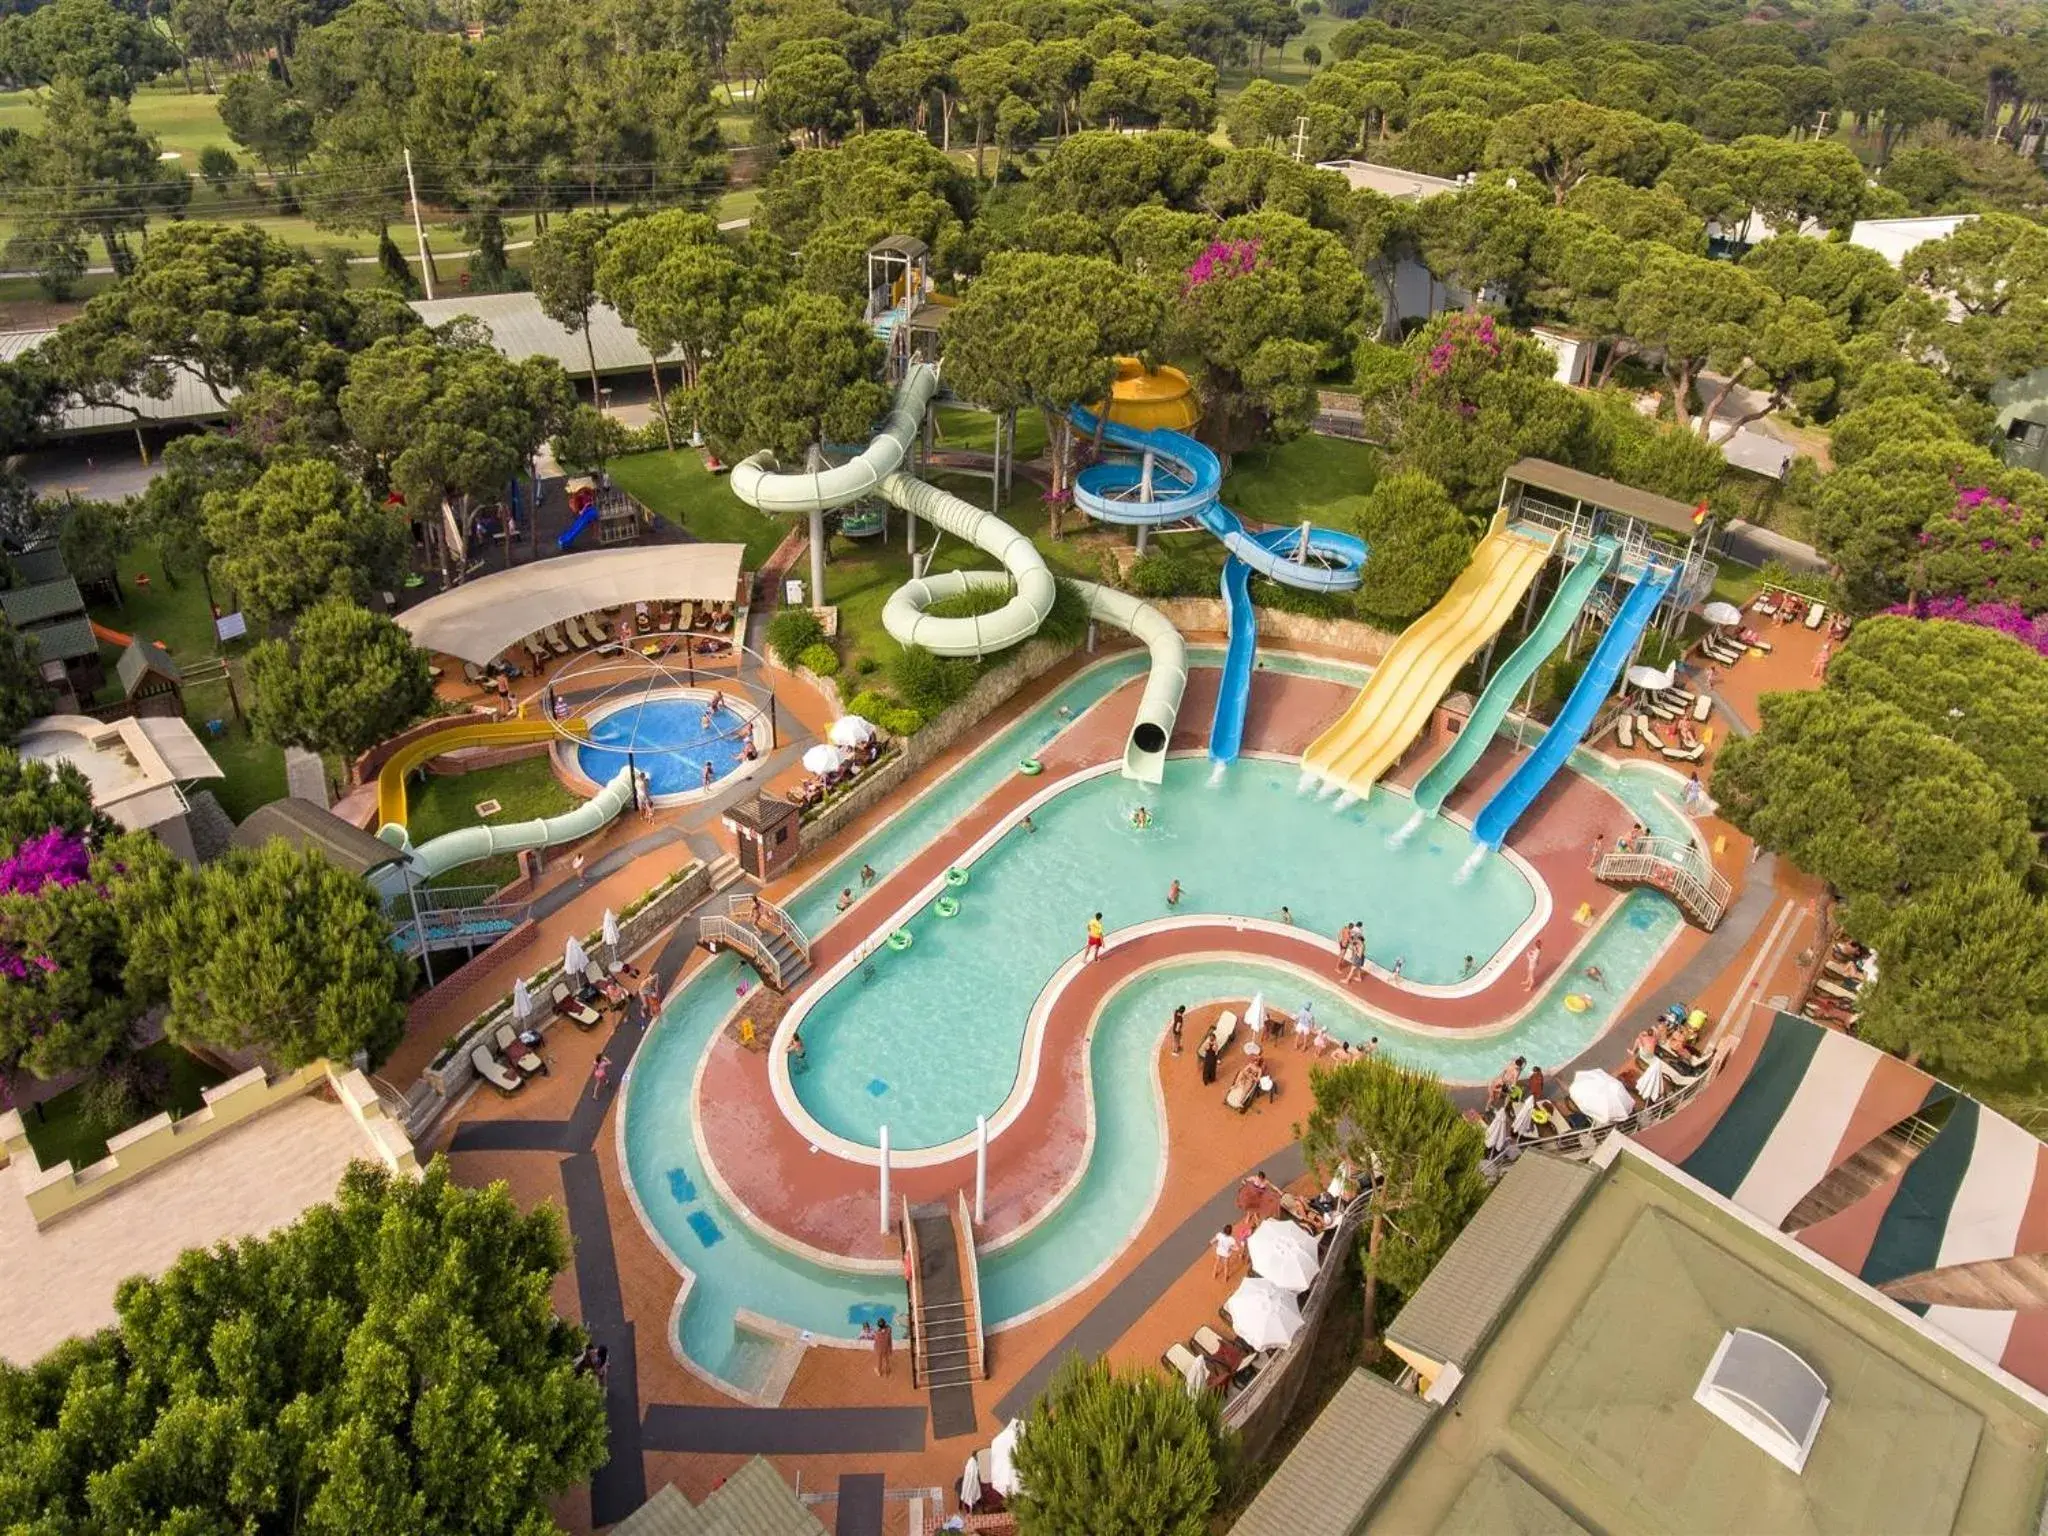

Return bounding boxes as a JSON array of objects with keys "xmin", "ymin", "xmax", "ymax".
[
  {"xmin": 1067, "ymin": 408, "xmax": 1367, "ymax": 764},
  {"xmin": 1412, "ymin": 536, "xmax": 1621, "ymax": 819},
  {"xmin": 557, "ymin": 502, "xmax": 601, "ymax": 550},
  {"xmin": 1469, "ymin": 561, "xmax": 1677, "ymax": 850}
]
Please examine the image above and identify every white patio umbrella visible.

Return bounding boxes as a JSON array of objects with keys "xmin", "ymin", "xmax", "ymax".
[
  {"xmin": 1625, "ymin": 662, "xmax": 1677, "ymax": 693},
  {"xmin": 564, "ymin": 935, "xmax": 590, "ymax": 979},
  {"xmin": 1511, "ymin": 1095, "xmax": 1537, "ymax": 1138},
  {"xmin": 602, "ymin": 909, "xmax": 621, "ymax": 952},
  {"xmin": 959, "ymin": 1452, "xmax": 982, "ymax": 1508},
  {"xmin": 1484, "ymin": 1103, "xmax": 1511, "ymax": 1155},
  {"xmin": 802, "ymin": 742, "xmax": 844, "ymax": 775},
  {"xmin": 829, "ymin": 715, "xmax": 877, "ymax": 747},
  {"xmin": 512, "ymin": 977, "xmax": 534, "ymax": 1024},
  {"xmin": 1637, "ymin": 1054, "xmax": 1671, "ymax": 1102},
  {"xmin": 1245, "ymin": 991, "xmax": 1266, "ymax": 1037},
  {"xmin": 989, "ymin": 1419, "xmax": 1025, "ymax": 1498},
  {"xmin": 1568, "ymin": 1068, "xmax": 1636, "ymax": 1125},
  {"xmin": 1246, "ymin": 1218, "xmax": 1321, "ymax": 1293},
  {"xmin": 1699, "ymin": 600, "xmax": 1744, "ymax": 627},
  {"xmin": 1225, "ymin": 1276, "xmax": 1306, "ymax": 1352}
]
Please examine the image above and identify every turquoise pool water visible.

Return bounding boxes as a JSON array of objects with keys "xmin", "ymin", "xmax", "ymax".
[
  {"xmin": 793, "ymin": 755, "xmax": 1539, "ymax": 1148},
  {"xmin": 620, "ymin": 648, "xmax": 1693, "ymax": 1388}
]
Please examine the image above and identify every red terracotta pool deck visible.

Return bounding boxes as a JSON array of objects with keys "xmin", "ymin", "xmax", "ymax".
[{"xmin": 693, "ymin": 667, "xmax": 1689, "ymax": 1262}]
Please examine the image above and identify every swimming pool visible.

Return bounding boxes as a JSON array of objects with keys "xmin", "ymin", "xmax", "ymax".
[
  {"xmin": 577, "ymin": 689, "xmax": 754, "ymax": 799},
  {"xmin": 619, "ymin": 648, "xmax": 1693, "ymax": 1390},
  {"xmin": 789, "ymin": 755, "xmax": 1540, "ymax": 1149}
]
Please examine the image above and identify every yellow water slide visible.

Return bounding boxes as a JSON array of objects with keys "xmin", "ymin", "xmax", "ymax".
[
  {"xmin": 1302, "ymin": 519, "xmax": 1556, "ymax": 801},
  {"xmin": 375, "ymin": 715, "xmax": 589, "ymax": 832}
]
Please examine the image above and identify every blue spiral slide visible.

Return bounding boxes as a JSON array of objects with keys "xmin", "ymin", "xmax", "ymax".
[
  {"xmin": 1068, "ymin": 409, "xmax": 1367, "ymax": 764},
  {"xmin": 1469, "ymin": 561, "xmax": 1677, "ymax": 849}
]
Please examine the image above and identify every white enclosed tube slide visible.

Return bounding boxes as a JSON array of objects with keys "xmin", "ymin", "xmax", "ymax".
[{"xmin": 729, "ymin": 361, "xmax": 1187, "ymax": 783}]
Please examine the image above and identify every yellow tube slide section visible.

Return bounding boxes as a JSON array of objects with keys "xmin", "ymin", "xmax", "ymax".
[
  {"xmin": 376, "ymin": 715, "xmax": 589, "ymax": 832},
  {"xmin": 1302, "ymin": 522, "xmax": 1555, "ymax": 801}
]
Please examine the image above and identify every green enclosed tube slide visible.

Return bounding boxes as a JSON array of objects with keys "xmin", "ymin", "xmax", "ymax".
[{"xmin": 380, "ymin": 764, "xmax": 637, "ymax": 881}]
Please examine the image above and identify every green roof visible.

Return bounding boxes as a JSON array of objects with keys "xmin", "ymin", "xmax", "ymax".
[
  {"xmin": 116, "ymin": 639, "xmax": 180, "ymax": 695},
  {"xmin": 1231, "ymin": 1367, "xmax": 1437, "ymax": 1536},
  {"xmin": 1385, "ymin": 1153, "xmax": 1600, "ymax": 1370},
  {"xmin": 1364, "ymin": 1151, "xmax": 2048, "ymax": 1536},
  {"xmin": 1, "ymin": 577, "xmax": 85, "ymax": 628},
  {"xmin": 23, "ymin": 615, "xmax": 99, "ymax": 663},
  {"xmin": 9, "ymin": 546, "xmax": 68, "ymax": 585},
  {"xmin": 612, "ymin": 1461, "xmax": 828, "ymax": 1536},
  {"xmin": 1434, "ymin": 1458, "xmax": 1590, "ymax": 1536}
]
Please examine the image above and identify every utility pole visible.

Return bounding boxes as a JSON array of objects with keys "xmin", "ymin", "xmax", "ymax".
[
  {"xmin": 1292, "ymin": 114, "xmax": 1309, "ymax": 163},
  {"xmin": 404, "ymin": 146, "xmax": 435, "ymax": 300}
]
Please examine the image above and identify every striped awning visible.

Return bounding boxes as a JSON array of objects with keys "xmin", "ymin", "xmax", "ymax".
[{"xmin": 1634, "ymin": 1011, "xmax": 2048, "ymax": 1395}]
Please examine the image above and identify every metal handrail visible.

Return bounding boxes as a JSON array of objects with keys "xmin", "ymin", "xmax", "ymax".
[
  {"xmin": 956, "ymin": 1190, "xmax": 987, "ymax": 1382},
  {"xmin": 1498, "ymin": 1050, "xmax": 1721, "ymax": 1166},
  {"xmin": 729, "ymin": 893, "xmax": 812, "ymax": 964},
  {"xmin": 700, "ymin": 914, "xmax": 789, "ymax": 989},
  {"xmin": 902, "ymin": 1197, "xmax": 926, "ymax": 1389},
  {"xmin": 1594, "ymin": 836, "xmax": 1730, "ymax": 929}
]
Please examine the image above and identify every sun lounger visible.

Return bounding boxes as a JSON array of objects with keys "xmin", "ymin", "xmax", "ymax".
[
  {"xmin": 463, "ymin": 661, "xmax": 490, "ymax": 688},
  {"xmin": 493, "ymin": 1023, "xmax": 544, "ymax": 1076},
  {"xmin": 1805, "ymin": 601, "xmax": 1827, "ymax": 630},
  {"xmin": 542, "ymin": 624, "xmax": 571, "ymax": 655},
  {"xmin": 563, "ymin": 615, "xmax": 592, "ymax": 649},
  {"xmin": 1814, "ymin": 977, "xmax": 1860, "ymax": 1003},
  {"xmin": 1646, "ymin": 698, "xmax": 1681, "ymax": 721},
  {"xmin": 583, "ymin": 960, "xmax": 626, "ymax": 1002},
  {"xmin": 1691, "ymin": 694, "xmax": 1713, "ymax": 723},
  {"xmin": 524, "ymin": 638, "xmax": 550, "ymax": 670},
  {"xmin": 1225, "ymin": 1060, "xmax": 1265, "ymax": 1112},
  {"xmin": 1194, "ymin": 1325, "xmax": 1250, "ymax": 1370},
  {"xmin": 1208, "ymin": 1010, "xmax": 1238, "ymax": 1055},
  {"xmin": 660, "ymin": 603, "xmax": 680, "ymax": 633},
  {"xmin": 1163, "ymin": 1341, "xmax": 1208, "ymax": 1384},
  {"xmin": 678, "ymin": 601, "xmax": 696, "ymax": 630},
  {"xmin": 552, "ymin": 979, "xmax": 601, "ymax": 1029},
  {"xmin": 1636, "ymin": 714, "xmax": 1668, "ymax": 751},
  {"xmin": 1661, "ymin": 741, "xmax": 1705, "ymax": 762},
  {"xmin": 471, "ymin": 1043, "xmax": 524, "ymax": 1095},
  {"xmin": 1616, "ymin": 714, "xmax": 1636, "ymax": 750}
]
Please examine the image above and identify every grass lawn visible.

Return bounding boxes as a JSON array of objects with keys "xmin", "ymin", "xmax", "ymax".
[
  {"xmin": 20, "ymin": 1042, "xmax": 229, "ymax": 1172},
  {"xmin": 402, "ymin": 755, "xmax": 579, "ymax": 891},
  {"xmin": 608, "ymin": 450, "xmax": 790, "ymax": 567},
  {"xmin": 86, "ymin": 544, "xmax": 307, "ymax": 821},
  {"xmin": 0, "ymin": 81, "xmax": 236, "ymax": 166}
]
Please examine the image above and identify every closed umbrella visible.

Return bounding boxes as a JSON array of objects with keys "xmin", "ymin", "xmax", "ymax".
[
  {"xmin": 959, "ymin": 1453, "xmax": 982, "ymax": 1509},
  {"xmin": 1484, "ymin": 1103, "xmax": 1511, "ymax": 1155},
  {"xmin": 829, "ymin": 715, "xmax": 877, "ymax": 747},
  {"xmin": 1699, "ymin": 600, "xmax": 1743, "ymax": 627},
  {"xmin": 602, "ymin": 909, "xmax": 621, "ymax": 952},
  {"xmin": 512, "ymin": 977, "xmax": 534, "ymax": 1024},
  {"xmin": 802, "ymin": 743, "xmax": 844, "ymax": 775},
  {"xmin": 1568, "ymin": 1068, "xmax": 1636, "ymax": 1125},
  {"xmin": 1246, "ymin": 1218, "xmax": 1321, "ymax": 1293},
  {"xmin": 1245, "ymin": 991, "xmax": 1266, "ymax": 1037},
  {"xmin": 1179, "ymin": 1348, "xmax": 1209, "ymax": 1398},
  {"xmin": 1225, "ymin": 1276, "xmax": 1305, "ymax": 1352},
  {"xmin": 1637, "ymin": 1054, "xmax": 1671, "ymax": 1102},
  {"xmin": 989, "ymin": 1420, "xmax": 1025, "ymax": 1498},
  {"xmin": 564, "ymin": 935, "xmax": 590, "ymax": 979}
]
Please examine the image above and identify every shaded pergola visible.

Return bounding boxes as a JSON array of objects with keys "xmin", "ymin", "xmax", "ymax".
[{"xmin": 396, "ymin": 545, "xmax": 746, "ymax": 665}]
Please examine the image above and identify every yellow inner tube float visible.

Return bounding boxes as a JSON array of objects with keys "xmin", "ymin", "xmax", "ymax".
[
  {"xmin": 887, "ymin": 929, "xmax": 913, "ymax": 951},
  {"xmin": 935, "ymin": 896, "xmax": 960, "ymax": 918},
  {"xmin": 1564, "ymin": 993, "xmax": 1592, "ymax": 1013}
]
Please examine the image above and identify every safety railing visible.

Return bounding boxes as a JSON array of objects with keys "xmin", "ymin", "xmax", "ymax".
[
  {"xmin": 732, "ymin": 894, "xmax": 812, "ymax": 968},
  {"xmin": 1594, "ymin": 836, "xmax": 1731, "ymax": 930},
  {"xmin": 1492, "ymin": 1049, "xmax": 1723, "ymax": 1170},
  {"xmin": 699, "ymin": 913, "xmax": 796, "ymax": 991}
]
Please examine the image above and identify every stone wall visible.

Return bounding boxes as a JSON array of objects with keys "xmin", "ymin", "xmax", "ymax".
[
  {"xmin": 417, "ymin": 859, "xmax": 714, "ymax": 1106},
  {"xmin": 0, "ymin": 1062, "xmax": 417, "ymax": 1227},
  {"xmin": 797, "ymin": 636, "xmax": 1074, "ymax": 855},
  {"xmin": 1154, "ymin": 599, "xmax": 1397, "ymax": 663}
]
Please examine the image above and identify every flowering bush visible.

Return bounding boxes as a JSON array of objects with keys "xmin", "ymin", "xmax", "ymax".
[
  {"xmin": 1886, "ymin": 595, "xmax": 2048, "ymax": 658},
  {"xmin": 1182, "ymin": 239, "xmax": 1261, "ymax": 294},
  {"xmin": 1906, "ymin": 480, "xmax": 2048, "ymax": 613},
  {"xmin": 0, "ymin": 828, "xmax": 90, "ymax": 897}
]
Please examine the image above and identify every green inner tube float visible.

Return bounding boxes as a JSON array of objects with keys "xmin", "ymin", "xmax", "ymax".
[
  {"xmin": 887, "ymin": 929, "xmax": 913, "ymax": 952},
  {"xmin": 945, "ymin": 866, "xmax": 970, "ymax": 887},
  {"xmin": 935, "ymin": 895, "xmax": 961, "ymax": 918},
  {"xmin": 1019, "ymin": 758, "xmax": 1043, "ymax": 776}
]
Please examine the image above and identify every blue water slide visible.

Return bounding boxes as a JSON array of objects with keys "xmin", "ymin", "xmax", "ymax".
[
  {"xmin": 1067, "ymin": 407, "xmax": 1366, "ymax": 763},
  {"xmin": 557, "ymin": 502, "xmax": 601, "ymax": 550},
  {"xmin": 1469, "ymin": 562, "xmax": 1677, "ymax": 850}
]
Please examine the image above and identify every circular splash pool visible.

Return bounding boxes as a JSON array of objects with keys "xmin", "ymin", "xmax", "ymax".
[{"xmin": 576, "ymin": 688, "xmax": 755, "ymax": 801}]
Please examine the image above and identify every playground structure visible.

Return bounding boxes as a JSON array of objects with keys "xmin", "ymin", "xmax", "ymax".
[
  {"xmin": 1068, "ymin": 359, "xmax": 1368, "ymax": 766},
  {"xmin": 557, "ymin": 478, "xmax": 645, "ymax": 551},
  {"xmin": 730, "ymin": 361, "xmax": 1190, "ymax": 784}
]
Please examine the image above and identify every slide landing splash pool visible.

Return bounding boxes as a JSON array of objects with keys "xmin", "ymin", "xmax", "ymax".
[{"xmin": 619, "ymin": 649, "xmax": 1696, "ymax": 1393}]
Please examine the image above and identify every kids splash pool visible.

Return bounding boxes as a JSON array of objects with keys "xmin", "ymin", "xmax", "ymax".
[
  {"xmin": 619, "ymin": 648, "xmax": 1695, "ymax": 1391},
  {"xmin": 575, "ymin": 688, "xmax": 756, "ymax": 800}
]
